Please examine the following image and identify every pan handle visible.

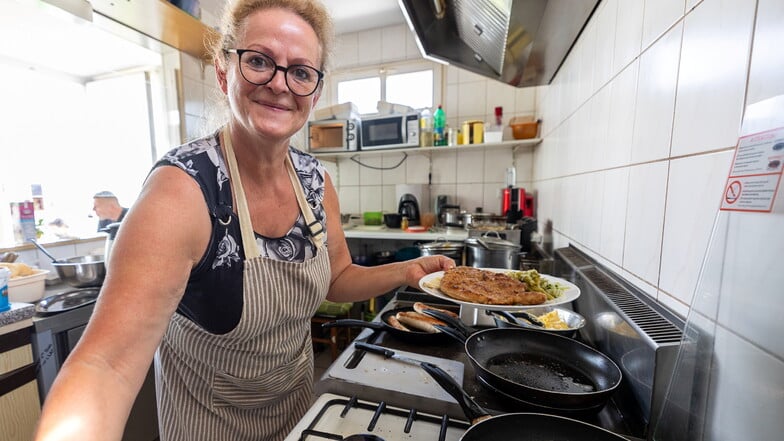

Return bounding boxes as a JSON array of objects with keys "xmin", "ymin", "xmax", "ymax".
[
  {"xmin": 321, "ymin": 319, "xmax": 384, "ymax": 330},
  {"xmin": 419, "ymin": 362, "xmax": 489, "ymax": 423},
  {"xmin": 432, "ymin": 324, "xmax": 467, "ymax": 344},
  {"xmin": 420, "ymin": 309, "xmax": 474, "ymax": 338}
]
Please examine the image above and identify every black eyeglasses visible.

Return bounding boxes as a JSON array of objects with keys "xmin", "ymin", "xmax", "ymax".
[{"xmin": 225, "ymin": 49, "xmax": 324, "ymax": 97}]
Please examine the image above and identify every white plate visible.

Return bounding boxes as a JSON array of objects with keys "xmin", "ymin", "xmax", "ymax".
[{"xmin": 418, "ymin": 268, "xmax": 580, "ymax": 311}]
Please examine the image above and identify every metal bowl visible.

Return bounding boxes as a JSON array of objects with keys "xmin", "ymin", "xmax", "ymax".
[
  {"xmin": 52, "ymin": 255, "xmax": 106, "ymax": 287},
  {"xmin": 492, "ymin": 306, "xmax": 586, "ymax": 338}
]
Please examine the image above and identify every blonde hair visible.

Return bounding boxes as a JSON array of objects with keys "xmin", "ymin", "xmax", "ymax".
[{"xmin": 209, "ymin": 0, "xmax": 334, "ymax": 72}]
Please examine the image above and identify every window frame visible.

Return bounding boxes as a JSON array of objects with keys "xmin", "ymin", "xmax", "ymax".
[{"xmin": 329, "ymin": 59, "xmax": 443, "ymax": 115}]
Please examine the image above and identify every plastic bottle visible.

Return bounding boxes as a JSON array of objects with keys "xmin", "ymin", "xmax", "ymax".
[
  {"xmin": 433, "ymin": 105, "xmax": 446, "ymax": 146},
  {"xmin": 419, "ymin": 108, "xmax": 433, "ymax": 147},
  {"xmin": 0, "ymin": 267, "xmax": 10, "ymax": 312}
]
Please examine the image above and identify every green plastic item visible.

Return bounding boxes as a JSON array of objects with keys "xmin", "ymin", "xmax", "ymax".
[
  {"xmin": 433, "ymin": 105, "xmax": 446, "ymax": 146},
  {"xmin": 316, "ymin": 300, "xmax": 353, "ymax": 316}
]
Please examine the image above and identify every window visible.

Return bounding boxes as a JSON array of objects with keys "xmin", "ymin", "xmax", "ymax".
[{"xmin": 332, "ymin": 61, "xmax": 441, "ymax": 114}]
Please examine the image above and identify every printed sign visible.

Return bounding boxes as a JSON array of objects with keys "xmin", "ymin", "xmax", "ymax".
[{"xmin": 720, "ymin": 127, "xmax": 784, "ymax": 212}]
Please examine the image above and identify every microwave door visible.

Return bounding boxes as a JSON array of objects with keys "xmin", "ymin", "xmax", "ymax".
[
  {"xmin": 310, "ymin": 123, "xmax": 347, "ymax": 151},
  {"xmin": 363, "ymin": 119, "xmax": 403, "ymax": 148}
]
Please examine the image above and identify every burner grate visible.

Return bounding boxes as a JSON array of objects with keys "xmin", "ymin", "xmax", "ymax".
[
  {"xmin": 581, "ymin": 267, "xmax": 683, "ymax": 344},
  {"xmin": 295, "ymin": 396, "xmax": 469, "ymax": 441}
]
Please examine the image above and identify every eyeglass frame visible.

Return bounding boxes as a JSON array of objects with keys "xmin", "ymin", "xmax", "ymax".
[{"xmin": 224, "ymin": 48, "xmax": 324, "ymax": 97}]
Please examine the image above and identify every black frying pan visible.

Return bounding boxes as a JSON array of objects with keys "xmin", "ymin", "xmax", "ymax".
[
  {"xmin": 418, "ymin": 353, "xmax": 630, "ymax": 441},
  {"xmin": 321, "ymin": 307, "xmax": 447, "ymax": 343},
  {"xmin": 424, "ymin": 310, "xmax": 622, "ymax": 410},
  {"xmin": 352, "ymin": 344, "xmax": 627, "ymax": 441}
]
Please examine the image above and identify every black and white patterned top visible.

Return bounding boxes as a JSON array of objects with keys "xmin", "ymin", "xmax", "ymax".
[{"xmin": 153, "ymin": 130, "xmax": 328, "ymax": 334}]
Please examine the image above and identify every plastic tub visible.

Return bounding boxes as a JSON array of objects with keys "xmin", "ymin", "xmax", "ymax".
[
  {"xmin": 510, "ymin": 117, "xmax": 540, "ymax": 139},
  {"xmin": 8, "ymin": 269, "xmax": 50, "ymax": 303}
]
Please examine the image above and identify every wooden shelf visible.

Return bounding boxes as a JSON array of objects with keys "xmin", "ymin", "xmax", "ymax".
[
  {"xmin": 311, "ymin": 139, "xmax": 541, "ymax": 161},
  {"xmin": 90, "ymin": 0, "xmax": 217, "ymax": 60}
]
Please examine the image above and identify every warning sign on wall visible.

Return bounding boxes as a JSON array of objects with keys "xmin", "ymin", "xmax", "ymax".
[{"xmin": 720, "ymin": 127, "xmax": 784, "ymax": 212}]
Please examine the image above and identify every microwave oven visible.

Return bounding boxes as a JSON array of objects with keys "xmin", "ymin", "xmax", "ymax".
[
  {"xmin": 307, "ymin": 119, "xmax": 360, "ymax": 153},
  {"xmin": 360, "ymin": 113, "xmax": 420, "ymax": 150}
]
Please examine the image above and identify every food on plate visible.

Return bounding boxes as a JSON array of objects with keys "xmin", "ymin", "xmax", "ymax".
[
  {"xmin": 439, "ymin": 266, "xmax": 546, "ymax": 305},
  {"xmin": 395, "ymin": 311, "xmax": 446, "ymax": 333},
  {"xmin": 0, "ymin": 262, "xmax": 36, "ymax": 278},
  {"xmin": 385, "ymin": 315, "xmax": 411, "ymax": 331},
  {"xmin": 413, "ymin": 302, "xmax": 458, "ymax": 319},
  {"xmin": 505, "ymin": 269, "xmax": 566, "ymax": 300},
  {"xmin": 422, "ymin": 275, "xmax": 442, "ymax": 290},
  {"xmin": 536, "ymin": 310, "xmax": 570, "ymax": 330}
]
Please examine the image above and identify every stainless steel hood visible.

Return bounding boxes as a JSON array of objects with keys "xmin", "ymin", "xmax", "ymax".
[{"xmin": 398, "ymin": 0, "xmax": 600, "ymax": 87}]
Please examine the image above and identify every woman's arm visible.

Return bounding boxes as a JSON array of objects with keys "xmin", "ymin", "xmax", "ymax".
[
  {"xmin": 34, "ymin": 166, "xmax": 212, "ymax": 441},
  {"xmin": 321, "ymin": 173, "xmax": 454, "ymax": 302}
]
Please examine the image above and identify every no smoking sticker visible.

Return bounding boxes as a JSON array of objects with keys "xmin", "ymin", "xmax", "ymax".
[{"xmin": 721, "ymin": 127, "xmax": 784, "ymax": 212}]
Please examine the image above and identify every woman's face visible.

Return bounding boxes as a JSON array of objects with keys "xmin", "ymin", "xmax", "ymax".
[{"xmin": 218, "ymin": 8, "xmax": 322, "ymax": 143}]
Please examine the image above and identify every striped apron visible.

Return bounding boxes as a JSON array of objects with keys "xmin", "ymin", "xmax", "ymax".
[{"xmin": 155, "ymin": 128, "xmax": 330, "ymax": 441}]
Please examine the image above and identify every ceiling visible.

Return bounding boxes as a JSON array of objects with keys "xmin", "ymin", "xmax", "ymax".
[{"xmin": 199, "ymin": 0, "xmax": 406, "ymax": 35}]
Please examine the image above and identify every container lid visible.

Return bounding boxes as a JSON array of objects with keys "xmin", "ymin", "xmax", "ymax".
[
  {"xmin": 418, "ymin": 237, "xmax": 464, "ymax": 251},
  {"xmin": 465, "ymin": 232, "xmax": 520, "ymax": 250}
]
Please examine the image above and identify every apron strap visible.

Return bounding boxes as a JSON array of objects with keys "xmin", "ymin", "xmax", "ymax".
[
  {"xmin": 222, "ymin": 127, "xmax": 324, "ymax": 259},
  {"xmin": 284, "ymin": 155, "xmax": 324, "ymax": 248}
]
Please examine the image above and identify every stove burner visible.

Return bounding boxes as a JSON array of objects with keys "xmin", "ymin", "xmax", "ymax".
[{"xmin": 289, "ymin": 394, "xmax": 470, "ymax": 441}]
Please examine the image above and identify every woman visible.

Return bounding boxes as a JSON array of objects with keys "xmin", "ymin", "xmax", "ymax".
[{"xmin": 34, "ymin": 1, "xmax": 454, "ymax": 440}]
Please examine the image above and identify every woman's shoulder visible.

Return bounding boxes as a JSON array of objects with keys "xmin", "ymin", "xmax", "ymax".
[
  {"xmin": 159, "ymin": 132, "xmax": 222, "ymax": 169},
  {"xmin": 288, "ymin": 146, "xmax": 325, "ymax": 177}
]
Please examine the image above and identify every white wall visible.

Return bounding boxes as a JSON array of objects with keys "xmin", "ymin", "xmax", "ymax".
[
  {"xmin": 536, "ymin": 0, "xmax": 782, "ymax": 439},
  {"xmin": 324, "ymin": 24, "xmax": 541, "ymax": 217}
]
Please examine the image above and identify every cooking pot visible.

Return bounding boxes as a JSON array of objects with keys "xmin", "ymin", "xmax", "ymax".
[
  {"xmin": 52, "ymin": 255, "xmax": 106, "ymax": 287},
  {"xmin": 464, "ymin": 231, "xmax": 522, "ymax": 269},
  {"xmin": 438, "ymin": 204, "xmax": 462, "ymax": 227},
  {"xmin": 418, "ymin": 238, "xmax": 464, "ymax": 265}
]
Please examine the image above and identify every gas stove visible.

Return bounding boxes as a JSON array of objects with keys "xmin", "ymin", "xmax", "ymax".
[
  {"xmin": 291, "ymin": 246, "xmax": 685, "ymax": 440},
  {"xmin": 285, "ymin": 393, "xmax": 470, "ymax": 440}
]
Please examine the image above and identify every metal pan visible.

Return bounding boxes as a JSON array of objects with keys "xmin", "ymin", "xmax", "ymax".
[
  {"xmin": 35, "ymin": 287, "xmax": 100, "ymax": 315},
  {"xmin": 418, "ymin": 355, "xmax": 629, "ymax": 441},
  {"xmin": 429, "ymin": 314, "xmax": 622, "ymax": 410},
  {"xmin": 321, "ymin": 307, "xmax": 448, "ymax": 343}
]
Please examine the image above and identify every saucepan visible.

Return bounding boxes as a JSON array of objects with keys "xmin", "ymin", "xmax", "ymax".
[
  {"xmin": 423, "ymin": 310, "xmax": 622, "ymax": 410},
  {"xmin": 30, "ymin": 239, "xmax": 106, "ymax": 287},
  {"xmin": 356, "ymin": 342, "xmax": 630, "ymax": 441}
]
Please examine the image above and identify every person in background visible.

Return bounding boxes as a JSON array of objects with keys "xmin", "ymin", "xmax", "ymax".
[
  {"xmin": 33, "ymin": 1, "xmax": 455, "ymax": 440},
  {"xmin": 92, "ymin": 190, "xmax": 128, "ymax": 231}
]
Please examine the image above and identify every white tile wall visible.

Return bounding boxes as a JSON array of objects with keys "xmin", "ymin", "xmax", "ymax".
[{"xmin": 527, "ymin": 0, "xmax": 783, "ymax": 438}]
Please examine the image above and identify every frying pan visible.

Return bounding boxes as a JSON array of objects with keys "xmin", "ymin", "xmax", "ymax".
[
  {"xmin": 417, "ymin": 352, "xmax": 630, "ymax": 441},
  {"xmin": 321, "ymin": 307, "xmax": 448, "ymax": 343},
  {"xmin": 425, "ymin": 311, "xmax": 622, "ymax": 410}
]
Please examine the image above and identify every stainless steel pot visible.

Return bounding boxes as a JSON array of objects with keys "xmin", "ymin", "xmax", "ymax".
[
  {"xmin": 52, "ymin": 255, "xmax": 106, "ymax": 287},
  {"xmin": 464, "ymin": 232, "xmax": 522, "ymax": 269},
  {"xmin": 418, "ymin": 238, "xmax": 464, "ymax": 265}
]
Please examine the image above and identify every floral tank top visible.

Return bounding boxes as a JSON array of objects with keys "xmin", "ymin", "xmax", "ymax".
[{"xmin": 153, "ymin": 131, "xmax": 328, "ymax": 334}]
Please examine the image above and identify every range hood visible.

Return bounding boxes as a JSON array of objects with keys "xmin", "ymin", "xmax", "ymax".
[{"xmin": 398, "ymin": 0, "xmax": 600, "ymax": 87}]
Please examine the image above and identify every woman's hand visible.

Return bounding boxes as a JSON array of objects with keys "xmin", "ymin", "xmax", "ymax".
[{"xmin": 403, "ymin": 255, "xmax": 456, "ymax": 289}]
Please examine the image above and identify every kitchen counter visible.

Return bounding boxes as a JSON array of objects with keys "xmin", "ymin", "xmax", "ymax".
[{"xmin": 343, "ymin": 225, "xmax": 468, "ymax": 241}]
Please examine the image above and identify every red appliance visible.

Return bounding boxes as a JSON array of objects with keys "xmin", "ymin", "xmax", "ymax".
[{"xmin": 501, "ymin": 187, "xmax": 525, "ymax": 217}]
